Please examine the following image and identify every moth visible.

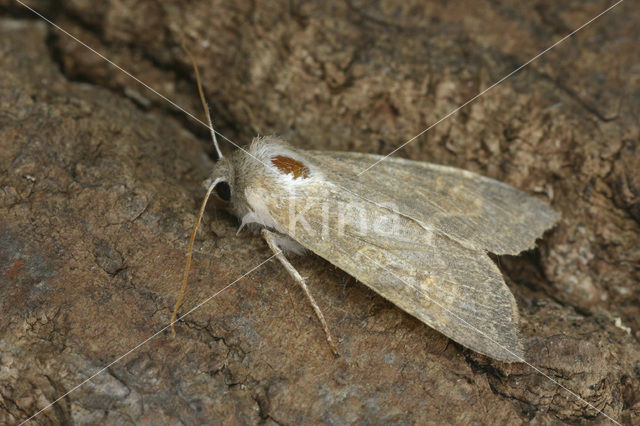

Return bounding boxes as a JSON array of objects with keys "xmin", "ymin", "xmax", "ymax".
[{"xmin": 171, "ymin": 50, "xmax": 559, "ymax": 363}]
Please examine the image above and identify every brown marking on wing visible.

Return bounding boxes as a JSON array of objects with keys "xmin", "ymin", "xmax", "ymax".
[{"xmin": 271, "ymin": 155, "xmax": 310, "ymax": 179}]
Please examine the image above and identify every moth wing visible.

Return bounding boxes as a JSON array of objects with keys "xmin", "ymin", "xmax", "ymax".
[
  {"xmin": 246, "ymin": 182, "xmax": 524, "ymax": 362},
  {"xmin": 304, "ymin": 150, "xmax": 559, "ymax": 255}
]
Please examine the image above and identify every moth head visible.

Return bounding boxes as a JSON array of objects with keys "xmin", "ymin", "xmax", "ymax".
[{"xmin": 203, "ymin": 157, "xmax": 235, "ymax": 208}]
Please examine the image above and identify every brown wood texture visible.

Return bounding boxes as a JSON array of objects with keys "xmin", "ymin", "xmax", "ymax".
[{"xmin": 1, "ymin": 1, "xmax": 638, "ymax": 424}]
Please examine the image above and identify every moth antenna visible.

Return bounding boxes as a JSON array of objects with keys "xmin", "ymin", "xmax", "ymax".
[
  {"xmin": 180, "ymin": 36, "xmax": 223, "ymax": 159},
  {"xmin": 170, "ymin": 179, "xmax": 219, "ymax": 335}
]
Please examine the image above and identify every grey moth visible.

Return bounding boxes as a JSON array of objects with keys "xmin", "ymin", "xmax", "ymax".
[
  {"xmin": 171, "ymin": 47, "xmax": 559, "ymax": 362},
  {"xmin": 173, "ymin": 133, "xmax": 558, "ymax": 362}
]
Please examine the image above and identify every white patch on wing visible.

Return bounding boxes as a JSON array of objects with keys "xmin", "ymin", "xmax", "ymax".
[{"xmin": 250, "ymin": 136, "xmax": 324, "ymax": 189}]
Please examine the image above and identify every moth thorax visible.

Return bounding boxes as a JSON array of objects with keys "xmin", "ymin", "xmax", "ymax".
[{"xmin": 271, "ymin": 155, "xmax": 310, "ymax": 179}]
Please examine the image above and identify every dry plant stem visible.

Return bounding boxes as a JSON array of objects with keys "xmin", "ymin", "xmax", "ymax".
[
  {"xmin": 262, "ymin": 229, "xmax": 340, "ymax": 357},
  {"xmin": 171, "ymin": 182, "xmax": 217, "ymax": 335}
]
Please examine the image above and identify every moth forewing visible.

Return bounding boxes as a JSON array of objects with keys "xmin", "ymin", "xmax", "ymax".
[
  {"xmin": 239, "ymin": 137, "xmax": 533, "ymax": 361},
  {"xmin": 305, "ymin": 151, "xmax": 560, "ymax": 255}
]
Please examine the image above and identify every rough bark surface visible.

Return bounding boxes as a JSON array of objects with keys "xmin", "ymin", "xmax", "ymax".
[{"xmin": 1, "ymin": 1, "xmax": 639, "ymax": 424}]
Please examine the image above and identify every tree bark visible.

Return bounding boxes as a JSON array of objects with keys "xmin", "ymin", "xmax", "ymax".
[{"xmin": 1, "ymin": 1, "xmax": 638, "ymax": 424}]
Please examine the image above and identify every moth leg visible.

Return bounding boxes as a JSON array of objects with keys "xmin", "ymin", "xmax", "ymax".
[{"xmin": 261, "ymin": 228, "xmax": 339, "ymax": 357}]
